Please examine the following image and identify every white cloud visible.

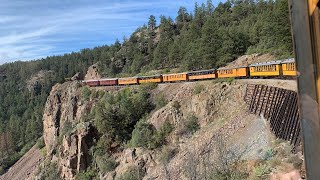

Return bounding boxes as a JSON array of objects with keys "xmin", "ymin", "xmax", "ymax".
[
  {"xmin": 0, "ymin": 16, "xmax": 18, "ymax": 24},
  {"xmin": 0, "ymin": 0, "xmax": 211, "ymax": 63}
]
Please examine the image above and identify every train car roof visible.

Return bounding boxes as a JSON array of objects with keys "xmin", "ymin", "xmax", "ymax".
[
  {"xmin": 187, "ymin": 69, "xmax": 216, "ymax": 73},
  {"xmin": 281, "ymin": 58, "xmax": 295, "ymax": 63},
  {"xmin": 99, "ymin": 78, "xmax": 118, "ymax": 80},
  {"xmin": 217, "ymin": 66, "xmax": 248, "ymax": 70},
  {"xmin": 83, "ymin": 79, "xmax": 99, "ymax": 82},
  {"xmin": 249, "ymin": 60, "xmax": 282, "ymax": 67},
  {"xmin": 138, "ymin": 74, "xmax": 162, "ymax": 78},
  {"xmin": 118, "ymin": 77, "xmax": 139, "ymax": 79},
  {"xmin": 162, "ymin": 72, "xmax": 188, "ymax": 76}
]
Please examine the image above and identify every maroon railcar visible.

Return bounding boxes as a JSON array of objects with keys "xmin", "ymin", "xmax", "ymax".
[
  {"xmin": 99, "ymin": 78, "xmax": 118, "ymax": 86},
  {"xmin": 84, "ymin": 80, "xmax": 100, "ymax": 87}
]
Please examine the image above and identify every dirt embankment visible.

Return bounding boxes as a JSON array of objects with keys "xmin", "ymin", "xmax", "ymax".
[{"xmin": 0, "ymin": 145, "xmax": 43, "ymax": 180}]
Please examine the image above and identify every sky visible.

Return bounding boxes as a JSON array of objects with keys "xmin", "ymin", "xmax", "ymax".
[{"xmin": 0, "ymin": 0, "xmax": 224, "ymax": 64}]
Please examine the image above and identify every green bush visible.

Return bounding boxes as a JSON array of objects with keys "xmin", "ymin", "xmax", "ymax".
[
  {"xmin": 92, "ymin": 87, "xmax": 154, "ymax": 145},
  {"xmin": 226, "ymin": 77, "xmax": 234, "ymax": 83},
  {"xmin": 154, "ymin": 93, "xmax": 168, "ymax": 109},
  {"xmin": 41, "ymin": 162, "xmax": 61, "ymax": 180},
  {"xmin": 76, "ymin": 166, "xmax": 98, "ymax": 180},
  {"xmin": 37, "ymin": 137, "xmax": 45, "ymax": 149},
  {"xmin": 40, "ymin": 147, "xmax": 47, "ymax": 156},
  {"xmin": 193, "ymin": 84, "xmax": 204, "ymax": 94},
  {"xmin": 212, "ymin": 77, "xmax": 234, "ymax": 84},
  {"xmin": 61, "ymin": 121, "xmax": 73, "ymax": 136},
  {"xmin": 212, "ymin": 170, "xmax": 248, "ymax": 180},
  {"xmin": 96, "ymin": 156, "xmax": 119, "ymax": 173},
  {"xmin": 172, "ymin": 101, "xmax": 181, "ymax": 111},
  {"xmin": 151, "ymin": 121, "xmax": 174, "ymax": 148},
  {"xmin": 116, "ymin": 167, "xmax": 140, "ymax": 180},
  {"xmin": 57, "ymin": 121, "xmax": 73, "ymax": 146},
  {"xmin": 130, "ymin": 120, "xmax": 174, "ymax": 149},
  {"xmin": 0, "ymin": 166, "xmax": 4, "ymax": 176},
  {"xmin": 82, "ymin": 86, "xmax": 91, "ymax": 101},
  {"xmin": 93, "ymin": 138, "xmax": 110, "ymax": 157},
  {"xmin": 186, "ymin": 115, "xmax": 200, "ymax": 134},
  {"xmin": 254, "ymin": 164, "xmax": 271, "ymax": 178},
  {"xmin": 130, "ymin": 120, "xmax": 156, "ymax": 148},
  {"xmin": 263, "ymin": 149, "xmax": 274, "ymax": 160}
]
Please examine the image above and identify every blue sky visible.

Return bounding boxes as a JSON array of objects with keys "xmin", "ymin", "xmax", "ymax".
[{"xmin": 0, "ymin": 0, "xmax": 224, "ymax": 64}]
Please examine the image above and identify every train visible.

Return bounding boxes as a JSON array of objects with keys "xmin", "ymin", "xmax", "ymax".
[{"xmin": 82, "ymin": 58, "xmax": 296, "ymax": 87}]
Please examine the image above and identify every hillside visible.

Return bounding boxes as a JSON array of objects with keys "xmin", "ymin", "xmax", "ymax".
[
  {"xmin": 0, "ymin": 55, "xmax": 301, "ymax": 179},
  {"xmin": 4, "ymin": 78, "xmax": 297, "ymax": 180}
]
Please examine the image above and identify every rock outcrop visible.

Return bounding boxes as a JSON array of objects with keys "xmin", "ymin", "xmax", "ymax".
[
  {"xmin": 43, "ymin": 81, "xmax": 97, "ymax": 179},
  {"xmin": 84, "ymin": 64, "xmax": 101, "ymax": 80}
]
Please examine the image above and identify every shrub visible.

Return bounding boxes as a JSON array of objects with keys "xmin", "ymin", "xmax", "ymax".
[
  {"xmin": 193, "ymin": 83, "xmax": 204, "ymax": 94},
  {"xmin": 160, "ymin": 146, "xmax": 177, "ymax": 164},
  {"xmin": 263, "ymin": 149, "xmax": 274, "ymax": 160},
  {"xmin": 287, "ymin": 154, "xmax": 303, "ymax": 169},
  {"xmin": 0, "ymin": 166, "xmax": 4, "ymax": 175},
  {"xmin": 96, "ymin": 156, "xmax": 119, "ymax": 173},
  {"xmin": 226, "ymin": 77, "xmax": 234, "ymax": 83},
  {"xmin": 19, "ymin": 142, "xmax": 34, "ymax": 155},
  {"xmin": 93, "ymin": 138, "xmax": 110, "ymax": 157},
  {"xmin": 61, "ymin": 121, "xmax": 73, "ymax": 136},
  {"xmin": 82, "ymin": 86, "xmax": 91, "ymax": 101},
  {"xmin": 116, "ymin": 167, "xmax": 140, "ymax": 180},
  {"xmin": 254, "ymin": 164, "xmax": 271, "ymax": 178},
  {"xmin": 76, "ymin": 166, "xmax": 98, "ymax": 180},
  {"xmin": 41, "ymin": 162, "xmax": 61, "ymax": 180},
  {"xmin": 37, "ymin": 137, "xmax": 45, "ymax": 149},
  {"xmin": 164, "ymin": 68, "xmax": 170, "ymax": 73},
  {"xmin": 40, "ymin": 147, "xmax": 47, "ymax": 156},
  {"xmin": 178, "ymin": 115, "xmax": 200, "ymax": 136},
  {"xmin": 172, "ymin": 101, "xmax": 181, "ymax": 111},
  {"xmin": 185, "ymin": 115, "xmax": 200, "ymax": 134},
  {"xmin": 130, "ymin": 119, "xmax": 174, "ymax": 149},
  {"xmin": 212, "ymin": 170, "xmax": 248, "ymax": 180},
  {"xmin": 92, "ymin": 87, "xmax": 154, "ymax": 144},
  {"xmin": 212, "ymin": 77, "xmax": 234, "ymax": 84},
  {"xmin": 130, "ymin": 120, "xmax": 156, "ymax": 148},
  {"xmin": 151, "ymin": 121, "xmax": 174, "ymax": 148},
  {"xmin": 154, "ymin": 93, "xmax": 168, "ymax": 109}
]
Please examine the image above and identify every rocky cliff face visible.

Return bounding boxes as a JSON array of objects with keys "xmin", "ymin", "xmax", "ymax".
[
  {"xmin": 84, "ymin": 64, "xmax": 101, "ymax": 80},
  {"xmin": 40, "ymin": 79, "xmax": 302, "ymax": 179},
  {"xmin": 43, "ymin": 81, "xmax": 97, "ymax": 179}
]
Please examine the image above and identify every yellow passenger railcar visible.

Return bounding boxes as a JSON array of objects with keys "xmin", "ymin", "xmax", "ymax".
[
  {"xmin": 163, "ymin": 72, "xmax": 188, "ymax": 82},
  {"xmin": 249, "ymin": 61, "xmax": 282, "ymax": 77},
  {"xmin": 281, "ymin": 59, "xmax": 296, "ymax": 76},
  {"xmin": 139, "ymin": 75, "xmax": 163, "ymax": 84},
  {"xmin": 188, "ymin": 69, "xmax": 216, "ymax": 80},
  {"xmin": 217, "ymin": 67, "xmax": 249, "ymax": 78},
  {"xmin": 118, "ymin": 77, "xmax": 139, "ymax": 85}
]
